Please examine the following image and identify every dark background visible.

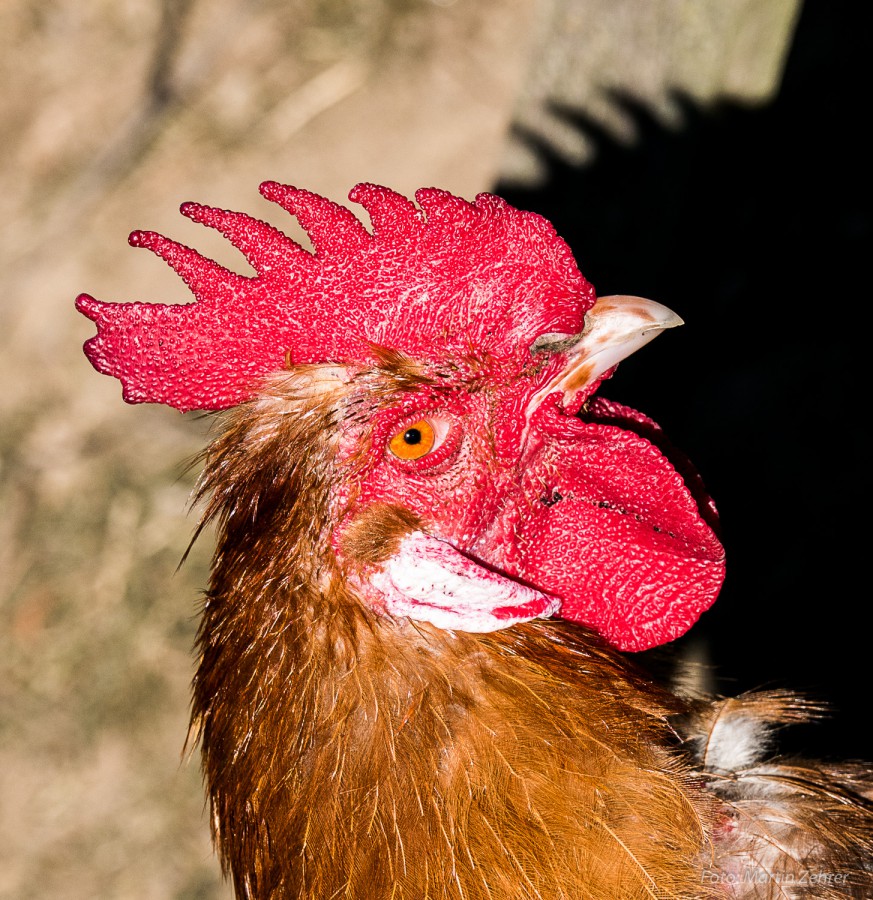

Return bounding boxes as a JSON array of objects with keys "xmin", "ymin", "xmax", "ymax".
[{"xmin": 499, "ymin": 1, "xmax": 870, "ymax": 759}]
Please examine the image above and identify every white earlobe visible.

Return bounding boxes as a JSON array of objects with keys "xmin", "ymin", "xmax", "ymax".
[{"xmin": 369, "ymin": 531, "xmax": 560, "ymax": 633}]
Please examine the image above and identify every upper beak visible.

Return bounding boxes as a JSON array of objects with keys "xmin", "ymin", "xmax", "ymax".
[{"xmin": 527, "ymin": 295, "xmax": 683, "ymax": 416}]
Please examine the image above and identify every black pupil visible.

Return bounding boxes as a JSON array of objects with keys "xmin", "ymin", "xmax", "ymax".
[{"xmin": 403, "ymin": 428, "xmax": 422, "ymax": 445}]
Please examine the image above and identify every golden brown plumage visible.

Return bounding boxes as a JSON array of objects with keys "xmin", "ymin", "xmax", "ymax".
[{"xmin": 189, "ymin": 370, "xmax": 871, "ymax": 898}]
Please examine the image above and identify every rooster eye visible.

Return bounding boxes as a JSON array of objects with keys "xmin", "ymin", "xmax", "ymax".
[{"xmin": 389, "ymin": 419, "xmax": 436, "ymax": 460}]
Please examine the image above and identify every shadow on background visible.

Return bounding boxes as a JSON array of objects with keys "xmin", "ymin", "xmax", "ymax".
[{"xmin": 498, "ymin": 2, "xmax": 870, "ymax": 758}]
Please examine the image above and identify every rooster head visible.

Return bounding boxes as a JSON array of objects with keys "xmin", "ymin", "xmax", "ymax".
[{"xmin": 77, "ymin": 182, "xmax": 725, "ymax": 651}]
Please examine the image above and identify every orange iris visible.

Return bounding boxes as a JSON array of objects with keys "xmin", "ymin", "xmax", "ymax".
[{"xmin": 388, "ymin": 419, "xmax": 436, "ymax": 460}]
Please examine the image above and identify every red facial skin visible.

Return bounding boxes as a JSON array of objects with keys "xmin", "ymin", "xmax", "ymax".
[
  {"xmin": 341, "ymin": 359, "xmax": 724, "ymax": 652},
  {"xmin": 76, "ymin": 182, "xmax": 725, "ymax": 651}
]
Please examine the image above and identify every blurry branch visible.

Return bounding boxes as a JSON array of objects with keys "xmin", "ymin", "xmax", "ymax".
[
  {"xmin": 3, "ymin": 0, "xmax": 200, "ymax": 279},
  {"xmin": 261, "ymin": 58, "xmax": 368, "ymax": 144},
  {"xmin": 64, "ymin": 0, "xmax": 197, "ymax": 211},
  {"xmin": 148, "ymin": 0, "xmax": 196, "ymax": 108}
]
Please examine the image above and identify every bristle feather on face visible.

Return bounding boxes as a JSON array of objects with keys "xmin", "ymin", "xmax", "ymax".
[{"xmin": 339, "ymin": 503, "xmax": 423, "ymax": 567}]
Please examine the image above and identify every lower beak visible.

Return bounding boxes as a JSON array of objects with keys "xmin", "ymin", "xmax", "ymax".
[{"xmin": 528, "ymin": 295, "xmax": 683, "ymax": 416}]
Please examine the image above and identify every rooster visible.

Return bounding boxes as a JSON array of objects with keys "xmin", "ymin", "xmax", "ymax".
[{"xmin": 77, "ymin": 183, "xmax": 872, "ymax": 899}]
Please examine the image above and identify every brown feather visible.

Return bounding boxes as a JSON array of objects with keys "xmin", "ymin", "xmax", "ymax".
[
  {"xmin": 188, "ymin": 367, "xmax": 872, "ymax": 899},
  {"xmin": 190, "ymin": 369, "xmax": 715, "ymax": 898}
]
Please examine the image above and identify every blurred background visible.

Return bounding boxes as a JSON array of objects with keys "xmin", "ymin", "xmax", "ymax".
[{"xmin": 1, "ymin": 1, "xmax": 868, "ymax": 896}]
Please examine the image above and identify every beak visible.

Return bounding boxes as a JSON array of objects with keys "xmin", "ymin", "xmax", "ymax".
[{"xmin": 528, "ymin": 295, "xmax": 683, "ymax": 416}]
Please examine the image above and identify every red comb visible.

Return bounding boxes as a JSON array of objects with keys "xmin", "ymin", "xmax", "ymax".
[{"xmin": 77, "ymin": 182, "xmax": 595, "ymax": 412}]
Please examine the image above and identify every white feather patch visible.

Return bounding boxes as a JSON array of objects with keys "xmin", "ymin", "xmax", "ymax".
[
  {"xmin": 703, "ymin": 715, "xmax": 771, "ymax": 774},
  {"xmin": 370, "ymin": 531, "xmax": 561, "ymax": 633},
  {"xmin": 692, "ymin": 692, "xmax": 822, "ymax": 775}
]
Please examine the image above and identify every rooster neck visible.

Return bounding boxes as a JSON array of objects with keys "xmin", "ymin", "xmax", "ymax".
[
  {"xmin": 192, "ymin": 576, "xmax": 713, "ymax": 900},
  {"xmin": 188, "ymin": 376, "xmax": 713, "ymax": 898}
]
